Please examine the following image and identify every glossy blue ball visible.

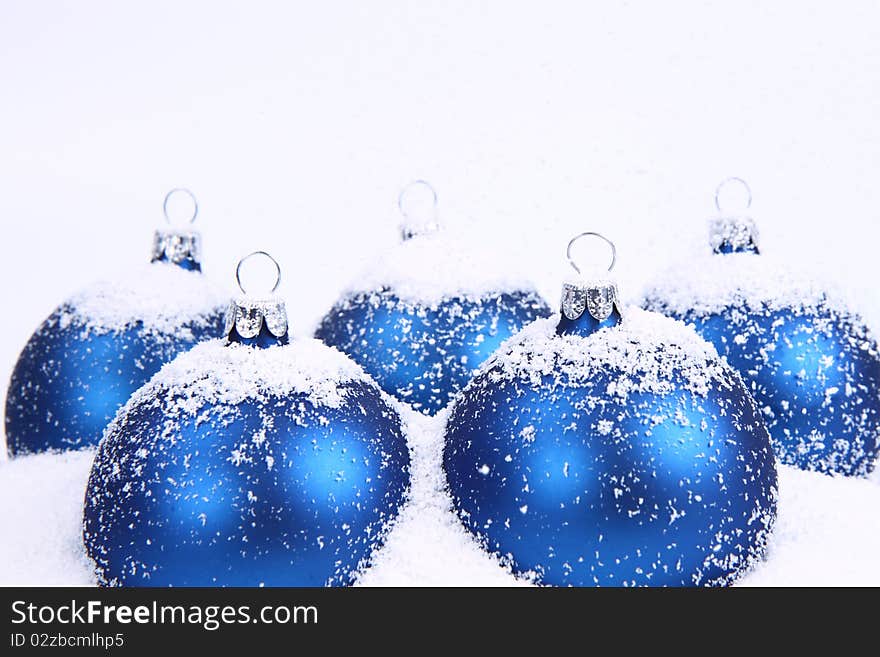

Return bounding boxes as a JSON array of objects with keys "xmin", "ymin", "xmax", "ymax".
[
  {"xmin": 657, "ymin": 304, "xmax": 880, "ymax": 476},
  {"xmin": 316, "ymin": 290, "xmax": 550, "ymax": 415},
  {"xmin": 5, "ymin": 305, "xmax": 224, "ymax": 456},
  {"xmin": 83, "ymin": 363, "xmax": 409, "ymax": 587},
  {"xmin": 443, "ymin": 311, "xmax": 777, "ymax": 587}
]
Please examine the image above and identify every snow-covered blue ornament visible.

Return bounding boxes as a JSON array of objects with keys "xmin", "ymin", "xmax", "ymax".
[
  {"xmin": 643, "ymin": 179, "xmax": 880, "ymax": 476},
  {"xmin": 83, "ymin": 252, "xmax": 410, "ymax": 586},
  {"xmin": 316, "ymin": 181, "xmax": 550, "ymax": 415},
  {"xmin": 5, "ymin": 189, "xmax": 227, "ymax": 456},
  {"xmin": 444, "ymin": 232, "xmax": 778, "ymax": 587}
]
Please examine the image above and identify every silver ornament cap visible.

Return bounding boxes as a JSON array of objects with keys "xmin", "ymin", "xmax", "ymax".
[
  {"xmin": 561, "ymin": 278, "xmax": 621, "ymax": 321},
  {"xmin": 152, "ymin": 229, "xmax": 202, "ymax": 265},
  {"xmin": 709, "ymin": 177, "xmax": 760, "ymax": 253},
  {"xmin": 708, "ymin": 216, "xmax": 759, "ymax": 253},
  {"xmin": 398, "ymin": 180, "xmax": 441, "ymax": 241},
  {"xmin": 560, "ymin": 231, "xmax": 623, "ymax": 322},
  {"xmin": 224, "ymin": 251, "xmax": 290, "ymax": 344},
  {"xmin": 152, "ymin": 188, "xmax": 203, "ymax": 266},
  {"xmin": 224, "ymin": 296, "xmax": 289, "ymax": 340}
]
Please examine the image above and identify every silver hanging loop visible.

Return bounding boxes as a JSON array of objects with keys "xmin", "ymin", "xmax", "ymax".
[
  {"xmin": 714, "ymin": 177, "xmax": 752, "ymax": 214},
  {"xmin": 235, "ymin": 250, "xmax": 282, "ymax": 295},
  {"xmin": 566, "ymin": 231, "xmax": 617, "ymax": 275},
  {"xmin": 163, "ymin": 188, "xmax": 199, "ymax": 225}
]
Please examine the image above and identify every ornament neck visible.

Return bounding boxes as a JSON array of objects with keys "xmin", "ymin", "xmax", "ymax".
[
  {"xmin": 224, "ymin": 296, "xmax": 289, "ymax": 348},
  {"xmin": 152, "ymin": 229, "xmax": 203, "ymax": 271},
  {"xmin": 556, "ymin": 279, "xmax": 622, "ymax": 337},
  {"xmin": 715, "ymin": 242, "xmax": 758, "ymax": 254},
  {"xmin": 400, "ymin": 224, "xmax": 440, "ymax": 241}
]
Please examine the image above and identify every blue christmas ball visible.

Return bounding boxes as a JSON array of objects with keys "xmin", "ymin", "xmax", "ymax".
[
  {"xmin": 83, "ymin": 336, "xmax": 410, "ymax": 586},
  {"xmin": 316, "ymin": 232, "xmax": 550, "ymax": 415},
  {"xmin": 643, "ymin": 253, "xmax": 880, "ymax": 476},
  {"xmin": 317, "ymin": 289, "xmax": 549, "ymax": 415},
  {"xmin": 443, "ymin": 303, "xmax": 778, "ymax": 587},
  {"xmin": 6, "ymin": 263, "xmax": 227, "ymax": 456}
]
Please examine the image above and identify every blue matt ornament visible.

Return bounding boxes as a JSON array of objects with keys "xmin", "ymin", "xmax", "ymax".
[
  {"xmin": 316, "ymin": 181, "xmax": 550, "ymax": 415},
  {"xmin": 643, "ymin": 179, "xmax": 880, "ymax": 476},
  {"xmin": 5, "ymin": 189, "xmax": 227, "ymax": 456},
  {"xmin": 444, "ymin": 232, "xmax": 778, "ymax": 587},
  {"xmin": 316, "ymin": 289, "xmax": 548, "ymax": 415},
  {"xmin": 83, "ymin": 252, "xmax": 410, "ymax": 587}
]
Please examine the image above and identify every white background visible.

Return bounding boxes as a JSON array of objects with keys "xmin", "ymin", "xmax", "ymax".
[{"xmin": 1, "ymin": 1, "xmax": 879, "ymax": 455}]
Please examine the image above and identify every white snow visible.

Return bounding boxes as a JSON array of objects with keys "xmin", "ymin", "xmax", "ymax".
[
  {"xmin": 344, "ymin": 230, "xmax": 541, "ymax": 307},
  {"xmin": 641, "ymin": 251, "xmax": 858, "ymax": 321},
  {"xmin": 486, "ymin": 306, "xmax": 728, "ymax": 400},
  {"xmin": 740, "ymin": 467, "xmax": 880, "ymax": 586},
  {"xmin": 63, "ymin": 262, "xmax": 229, "ymax": 337},
  {"xmin": 2, "ymin": 410, "xmax": 880, "ymax": 586},
  {"xmin": 0, "ymin": 449, "xmax": 96, "ymax": 586},
  {"xmin": 126, "ymin": 337, "xmax": 372, "ymax": 413}
]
